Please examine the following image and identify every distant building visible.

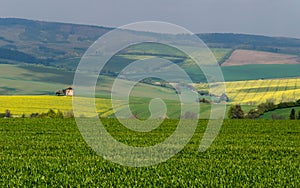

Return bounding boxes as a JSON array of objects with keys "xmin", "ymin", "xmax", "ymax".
[
  {"xmin": 65, "ymin": 86, "xmax": 73, "ymax": 96},
  {"xmin": 55, "ymin": 86, "xmax": 73, "ymax": 96},
  {"xmin": 220, "ymin": 93, "xmax": 229, "ymax": 102}
]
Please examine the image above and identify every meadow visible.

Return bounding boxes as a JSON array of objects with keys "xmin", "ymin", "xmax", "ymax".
[
  {"xmin": 0, "ymin": 47, "xmax": 231, "ymax": 95},
  {"xmin": 221, "ymin": 64, "xmax": 300, "ymax": 81},
  {"xmin": 260, "ymin": 106, "xmax": 300, "ymax": 119},
  {"xmin": 0, "ymin": 64, "xmax": 74, "ymax": 95},
  {"xmin": 0, "ymin": 118, "xmax": 298, "ymax": 187}
]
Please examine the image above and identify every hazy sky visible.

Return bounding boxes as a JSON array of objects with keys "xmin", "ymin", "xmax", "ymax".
[{"xmin": 1, "ymin": 0, "xmax": 300, "ymax": 38}]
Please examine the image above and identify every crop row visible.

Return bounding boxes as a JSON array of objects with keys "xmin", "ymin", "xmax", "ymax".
[{"xmin": 0, "ymin": 118, "xmax": 299, "ymax": 186}]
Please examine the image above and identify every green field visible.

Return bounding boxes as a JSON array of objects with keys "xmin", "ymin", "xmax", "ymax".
[
  {"xmin": 1, "ymin": 19, "xmax": 300, "ymax": 187},
  {"xmin": 222, "ymin": 64, "xmax": 300, "ymax": 81},
  {"xmin": 0, "ymin": 118, "xmax": 299, "ymax": 186},
  {"xmin": 0, "ymin": 47, "xmax": 231, "ymax": 95},
  {"xmin": 0, "ymin": 64, "xmax": 180, "ymax": 98},
  {"xmin": 260, "ymin": 106, "xmax": 300, "ymax": 119},
  {"xmin": 2, "ymin": 55, "xmax": 300, "ymax": 120},
  {"xmin": 0, "ymin": 64, "xmax": 74, "ymax": 95},
  {"xmin": 3, "ymin": 63, "xmax": 300, "ymax": 119}
]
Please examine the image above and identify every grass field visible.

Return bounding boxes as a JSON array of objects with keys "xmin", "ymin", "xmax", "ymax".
[
  {"xmin": 0, "ymin": 64, "xmax": 74, "ymax": 95},
  {"xmin": 0, "ymin": 118, "xmax": 299, "ymax": 186},
  {"xmin": 221, "ymin": 64, "xmax": 300, "ymax": 81},
  {"xmin": 260, "ymin": 106, "xmax": 300, "ymax": 119},
  {"xmin": 0, "ymin": 47, "xmax": 231, "ymax": 95}
]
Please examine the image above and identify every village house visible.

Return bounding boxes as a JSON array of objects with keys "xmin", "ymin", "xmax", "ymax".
[
  {"xmin": 55, "ymin": 86, "xmax": 74, "ymax": 96},
  {"xmin": 65, "ymin": 86, "xmax": 73, "ymax": 96}
]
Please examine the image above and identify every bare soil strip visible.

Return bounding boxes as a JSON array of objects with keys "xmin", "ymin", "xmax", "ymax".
[{"xmin": 222, "ymin": 50, "xmax": 300, "ymax": 66}]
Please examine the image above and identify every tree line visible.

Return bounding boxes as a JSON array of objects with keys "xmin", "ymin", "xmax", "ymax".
[{"xmin": 229, "ymin": 99, "xmax": 300, "ymax": 119}]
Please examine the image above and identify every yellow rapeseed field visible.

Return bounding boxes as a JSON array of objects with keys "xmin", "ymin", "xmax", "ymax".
[
  {"xmin": 225, "ymin": 78, "xmax": 300, "ymax": 104},
  {"xmin": 0, "ymin": 96, "xmax": 118, "ymax": 117},
  {"xmin": 195, "ymin": 78, "xmax": 300, "ymax": 105}
]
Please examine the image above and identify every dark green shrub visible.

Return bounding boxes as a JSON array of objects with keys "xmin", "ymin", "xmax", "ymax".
[
  {"xmin": 245, "ymin": 109, "xmax": 261, "ymax": 119},
  {"xmin": 30, "ymin": 113, "xmax": 39, "ymax": 118},
  {"xmin": 228, "ymin": 104, "xmax": 244, "ymax": 119},
  {"xmin": 4, "ymin": 110, "xmax": 11, "ymax": 118},
  {"xmin": 289, "ymin": 108, "xmax": 296, "ymax": 120}
]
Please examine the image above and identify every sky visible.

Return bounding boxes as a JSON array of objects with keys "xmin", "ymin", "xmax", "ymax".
[{"xmin": 1, "ymin": 0, "xmax": 300, "ymax": 38}]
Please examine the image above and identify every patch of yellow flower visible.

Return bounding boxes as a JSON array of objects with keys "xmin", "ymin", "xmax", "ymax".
[
  {"xmin": 0, "ymin": 96, "xmax": 119, "ymax": 117},
  {"xmin": 194, "ymin": 78, "xmax": 300, "ymax": 105}
]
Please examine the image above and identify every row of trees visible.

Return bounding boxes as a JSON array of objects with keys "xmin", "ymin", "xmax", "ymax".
[
  {"xmin": 229, "ymin": 99, "xmax": 300, "ymax": 119},
  {"xmin": 0, "ymin": 109, "xmax": 74, "ymax": 118}
]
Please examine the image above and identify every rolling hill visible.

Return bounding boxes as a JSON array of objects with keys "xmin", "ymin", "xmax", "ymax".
[
  {"xmin": 1, "ymin": 18, "xmax": 300, "ymax": 69},
  {"xmin": 1, "ymin": 18, "xmax": 300, "ymax": 96},
  {"xmin": 0, "ymin": 18, "xmax": 111, "ymax": 70}
]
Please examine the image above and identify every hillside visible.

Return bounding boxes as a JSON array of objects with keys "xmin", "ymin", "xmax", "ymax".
[
  {"xmin": 1, "ymin": 18, "xmax": 300, "ymax": 71},
  {"xmin": 1, "ymin": 18, "xmax": 300, "ymax": 96},
  {"xmin": 0, "ymin": 64, "xmax": 74, "ymax": 95},
  {"xmin": 198, "ymin": 33, "xmax": 300, "ymax": 55},
  {"xmin": 0, "ymin": 18, "xmax": 111, "ymax": 70}
]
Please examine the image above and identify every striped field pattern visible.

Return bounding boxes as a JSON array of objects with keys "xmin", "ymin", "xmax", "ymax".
[{"xmin": 195, "ymin": 78, "xmax": 300, "ymax": 105}]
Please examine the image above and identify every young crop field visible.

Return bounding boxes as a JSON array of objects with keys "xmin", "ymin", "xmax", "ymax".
[
  {"xmin": 0, "ymin": 118, "xmax": 298, "ymax": 186},
  {"xmin": 221, "ymin": 64, "xmax": 300, "ymax": 81}
]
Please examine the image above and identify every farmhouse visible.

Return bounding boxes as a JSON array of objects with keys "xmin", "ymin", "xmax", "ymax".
[
  {"xmin": 65, "ymin": 86, "xmax": 73, "ymax": 96},
  {"xmin": 55, "ymin": 86, "xmax": 74, "ymax": 96}
]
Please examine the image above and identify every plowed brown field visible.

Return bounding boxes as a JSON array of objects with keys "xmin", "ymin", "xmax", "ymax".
[{"xmin": 222, "ymin": 49, "xmax": 300, "ymax": 66}]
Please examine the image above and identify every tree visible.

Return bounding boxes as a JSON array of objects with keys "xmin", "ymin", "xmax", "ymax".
[
  {"xmin": 297, "ymin": 111, "xmax": 300, "ymax": 120},
  {"xmin": 289, "ymin": 108, "xmax": 296, "ymax": 120},
  {"xmin": 228, "ymin": 104, "xmax": 244, "ymax": 119},
  {"xmin": 5, "ymin": 110, "xmax": 11, "ymax": 118},
  {"xmin": 245, "ymin": 109, "xmax": 260, "ymax": 119},
  {"xmin": 198, "ymin": 98, "xmax": 210, "ymax": 104}
]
